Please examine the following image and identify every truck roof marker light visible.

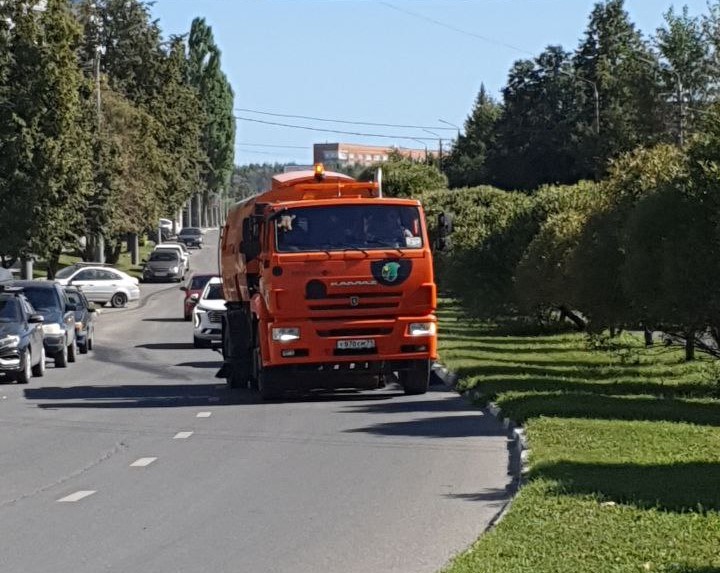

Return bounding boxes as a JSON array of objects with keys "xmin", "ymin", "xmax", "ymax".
[{"xmin": 314, "ymin": 163, "xmax": 325, "ymax": 181}]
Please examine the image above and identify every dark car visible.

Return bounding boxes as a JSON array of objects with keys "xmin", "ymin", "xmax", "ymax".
[
  {"xmin": 64, "ymin": 286, "xmax": 97, "ymax": 354},
  {"xmin": 180, "ymin": 273, "xmax": 216, "ymax": 321},
  {"xmin": 11, "ymin": 281, "xmax": 77, "ymax": 367},
  {"xmin": 177, "ymin": 227, "xmax": 203, "ymax": 249},
  {"xmin": 142, "ymin": 250, "xmax": 184, "ymax": 283},
  {"xmin": 0, "ymin": 285, "xmax": 46, "ymax": 383}
]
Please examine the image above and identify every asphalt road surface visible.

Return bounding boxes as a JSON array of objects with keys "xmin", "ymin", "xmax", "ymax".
[{"xmin": 0, "ymin": 230, "xmax": 511, "ymax": 573}]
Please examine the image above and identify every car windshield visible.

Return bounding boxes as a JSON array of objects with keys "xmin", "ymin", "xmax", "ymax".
[
  {"xmin": 190, "ymin": 275, "xmax": 213, "ymax": 290},
  {"xmin": 55, "ymin": 266, "xmax": 77, "ymax": 279},
  {"xmin": 274, "ymin": 205, "xmax": 424, "ymax": 252},
  {"xmin": 20, "ymin": 287, "xmax": 59, "ymax": 312},
  {"xmin": 0, "ymin": 297, "xmax": 20, "ymax": 322},
  {"xmin": 150, "ymin": 252, "xmax": 178, "ymax": 262},
  {"xmin": 204, "ymin": 284, "xmax": 224, "ymax": 300},
  {"xmin": 179, "ymin": 228, "xmax": 201, "ymax": 236}
]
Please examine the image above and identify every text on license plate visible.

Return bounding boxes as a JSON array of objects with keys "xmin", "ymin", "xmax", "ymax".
[{"xmin": 336, "ymin": 339, "xmax": 376, "ymax": 350}]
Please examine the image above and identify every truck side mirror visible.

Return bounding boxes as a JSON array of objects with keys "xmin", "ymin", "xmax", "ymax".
[
  {"xmin": 436, "ymin": 212, "xmax": 453, "ymax": 251},
  {"xmin": 240, "ymin": 216, "xmax": 261, "ymax": 261}
]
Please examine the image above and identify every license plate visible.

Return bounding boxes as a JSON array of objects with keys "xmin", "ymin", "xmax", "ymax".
[{"xmin": 336, "ymin": 339, "xmax": 376, "ymax": 350}]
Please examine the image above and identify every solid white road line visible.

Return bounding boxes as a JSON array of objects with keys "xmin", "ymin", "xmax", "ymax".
[
  {"xmin": 57, "ymin": 490, "xmax": 96, "ymax": 503},
  {"xmin": 196, "ymin": 412, "xmax": 212, "ymax": 418},
  {"xmin": 173, "ymin": 431, "xmax": 194, "ymax": 439},
  {"xmin": 130, "ymin": 457, "xmax": 158, "ymax": 467}
]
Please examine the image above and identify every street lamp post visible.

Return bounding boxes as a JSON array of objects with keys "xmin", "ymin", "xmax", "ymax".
[
  {"xmin": 438, "ymin": 118, "xmax": 461, "ymax": 138},
  {"xmin": 423, "ymin": 128, "xmax": 443, "ymax": 169},
  {"xmin": 559, "ymin": 69, "xmax": 600, "ymax": 135},
  {"xmin": 634, "ymin": 55, "xmax": 685, "ymax": 146},
  {"xmin": 410, "ymin": 138, "xmax": 429, "ymax": 162}
]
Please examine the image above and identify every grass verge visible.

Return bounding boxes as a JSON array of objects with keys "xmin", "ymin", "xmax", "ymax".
[
  {"xmin": 32, "ymin": 241, "xmax": 155, "ymax": 279},
  {"xmin": 439, "ymin": 301, "xmax": 720, "ymax": 573}
]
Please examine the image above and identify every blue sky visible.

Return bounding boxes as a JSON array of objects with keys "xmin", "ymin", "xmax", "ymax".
[{"xmin": 149, "ymin": 0, "xmax": 711, "ymax": 166}]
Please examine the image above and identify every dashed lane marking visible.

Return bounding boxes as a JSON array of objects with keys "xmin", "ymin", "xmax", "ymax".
[
  {"xmin": 57, "ymin": 490, "xmax": 96, "ymax": 503},
  {"xmin": 196, "ymin": 412, "xmax": 212, "ymax": 418},
  {"xmin": 173, "ymin": 431, "xmax": 193, "ymax": 439},
  {"xmin": 130, "ymin": 457, "xmax": 158, "ymax": 467}
]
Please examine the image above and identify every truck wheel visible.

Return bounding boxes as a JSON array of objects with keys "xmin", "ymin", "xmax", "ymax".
[
  {"xmin": 399, "ymin": 360, "xmax": 430, "ymax": 395},
  {"xmin": 67, "ymin": 338, "xmax": 77, "ymax": 363},
  {"xmin": 254, "ymin": 347, "xmax": 282, "ymax": 400}
]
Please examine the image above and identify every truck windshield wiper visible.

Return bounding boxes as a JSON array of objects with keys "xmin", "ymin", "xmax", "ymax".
[{"xmin": 363, "ymin": 240, "xmax": 405, "ymax": 257}]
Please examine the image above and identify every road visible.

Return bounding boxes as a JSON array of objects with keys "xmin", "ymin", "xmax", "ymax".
[{"xmin": 0, "ymin": 230, "xmax": 511, "ymax": 573}]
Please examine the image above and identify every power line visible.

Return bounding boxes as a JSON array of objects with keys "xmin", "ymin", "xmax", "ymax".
[
  {"xmin": 235, "ymin": 107, "xmax": 457, "ymax": 131},
  {"xmin": 379, "ymin": 1, "xmax": 534, "ymax": 57},
  {"xmin": 234, "ymin": 115, "xmax": 440, "ymax": 141}
]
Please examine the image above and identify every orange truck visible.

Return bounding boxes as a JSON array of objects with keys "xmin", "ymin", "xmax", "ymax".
[{"xmin": 217, "ymin": 165, "xmax": 437, "ymax": 399}]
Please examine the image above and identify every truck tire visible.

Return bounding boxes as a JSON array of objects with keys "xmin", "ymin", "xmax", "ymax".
[
  {"xmin": 399, "ymin": 359, "xmax": 430, "ymax": 395},
  {"xmin": 222, "ymin": 310, "xmax": 251, "ymax": 389},
  {"xmin": 253, "ymin": 346, "xmax": 282, "ymax": 400}
]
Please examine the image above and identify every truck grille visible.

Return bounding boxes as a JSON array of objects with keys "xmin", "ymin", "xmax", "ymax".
[
  {"xmin": 207, "ymin": 310, "xmax": 224, "ymax": 324},
  {"xmin": 317, "ymin": 327, "xmax": 393, "ymax": 337}
]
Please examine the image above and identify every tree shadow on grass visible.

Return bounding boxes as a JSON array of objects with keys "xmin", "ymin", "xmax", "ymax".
[
  {"xmin": 535, "ymin": 460, "xmax": 720, "ymax": 512},
  {"xmin": 495, "ymin": 391, "xmax": 720, "ymax": 426}
]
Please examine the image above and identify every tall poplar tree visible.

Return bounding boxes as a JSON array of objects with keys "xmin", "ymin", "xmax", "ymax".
[
  {"xmin": 0, "ymin": 0, "xmax": 92, "ymax": 271},
  {"xmin": 188, "ymin": 17, "xmax": 236, "ymax": 225}
]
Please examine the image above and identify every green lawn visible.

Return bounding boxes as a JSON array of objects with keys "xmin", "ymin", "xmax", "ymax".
[
  {"xmin": 32, "ymin": 241, "xmax": 154, "ymax": 279},
  {"xmin": 439, "ymin": 302, "xmax": 720, "ymax": 573}
]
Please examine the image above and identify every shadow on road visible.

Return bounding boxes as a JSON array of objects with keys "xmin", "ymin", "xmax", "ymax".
[
  {"xmin": 345, "ymin": 413, "xmax": 507, "ymax": 439},
  {"xmin": 176, "ymin": 361, "xmax": 221, "ymax": 369},
  {"xmin": 136, "ymin": 342, "xmax": 196, "ymax": 350},
  {"xmin": 24, "ymin": 383, "xmax": 404, "ymax": 408},
  {"xmin": 445, "ymin": 488, "xmax": 512, "ymax": 502}
]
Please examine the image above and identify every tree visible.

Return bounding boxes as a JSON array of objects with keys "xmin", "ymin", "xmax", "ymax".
[
  {"xmin": 188, "ymin": 18, "xmax": 236, "ymax": 225},
  {"xmin": 444, "ymin": 84, "xmax": 501, "ymax": 188},
  {"xmin": 574, "ymin": 0, "xmax": 664, "ymax": 173},
  {"xmin": 655, "ymin": 6, "xmax": 711, "ymax": 144},
  {"xmin": 358, "ymin": 151, "xmax": 447, "ymax": 198},
  {"xmin": 490, "ymin": 46, "xmax": 588, "ymax": 190},
  {"xmin": 0, "ymin": 0, "xmax": 93, "ymax": 274}
]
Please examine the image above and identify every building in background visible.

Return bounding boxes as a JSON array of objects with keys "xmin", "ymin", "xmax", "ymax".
[{"xmin": 313, "ymin": 143, "xmax": 433, "ymax": 169}]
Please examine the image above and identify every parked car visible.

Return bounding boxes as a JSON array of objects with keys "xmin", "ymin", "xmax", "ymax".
[
  {"xmin": 0, "ymin": 285, "xmax": 46, "ymax": 383},
  {"xmin": 192, "ymin": 277, "xmax": 225, "ymax": 348},
  {"xmin": 180, "ymin": 273, "xmax": 216, "ymax": 321},
  {"xmin": 154, "ymin": 242, "xmax": 190, "ymax": 273},
  {"xmin": 0, "ymin": 267, "xmax": 12, "ymax": 283},
  {"xmin": 159, "ymin": 218, "xmax": 174, "ymax": 234},
  {"xmin": 142, "ymin": 250, "xmax": 185, "ymax": 282},
  {"xmin": 64, "ymin": 286, "xmax": 97, "ymax": 354},
  {"xmin": 11, "ymin": 280, "xmax": 76, "ymax": 367},
  {"xmin": 54, "ymin": 263, "xmax": 140, "ymax": 308},
  {"xmin": 177, "ymin": 227, "xmax": 203, "ymax": 249}
]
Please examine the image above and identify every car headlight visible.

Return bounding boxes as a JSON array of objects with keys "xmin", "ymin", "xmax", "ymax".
[
  {"xmin": 408, "ymin": 322, "xmax": 436, "ymax": 336},
  {"xmin": 43, "ymin": 323, "xmax": 64, "ymax": 335},
  {"xmin": 171, "ymin": 266, "xmax": 179, "ymax": 273},
  {"xmin": 272, "ymin": 327, "xmax": 300, "ymax": 342},
  {"xmin": 0, "ymin": 335, "xmax": 20, "ymax": 350}
]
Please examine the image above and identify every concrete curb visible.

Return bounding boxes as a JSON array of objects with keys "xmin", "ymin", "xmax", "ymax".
[{"xmin": 431, "ymin": 361, "xmax": 530, "ymax": 529}]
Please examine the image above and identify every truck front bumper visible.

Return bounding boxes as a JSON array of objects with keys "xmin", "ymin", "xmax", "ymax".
[{"xmin": 262, "ymin": 315, "xmax": 437, "ymax": 367}]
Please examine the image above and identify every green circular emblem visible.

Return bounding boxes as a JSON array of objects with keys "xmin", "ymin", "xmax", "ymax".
[{"xmin": 381, "ymin": 262, "xmax": 401, "ymax": 282}]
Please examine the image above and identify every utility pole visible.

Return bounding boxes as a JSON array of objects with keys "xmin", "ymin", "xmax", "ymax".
[
  {"xmin": 93, "ymin": 42, "xmax": 105, "ymax": 263},
  {"xmin": 674, "ymin": 70, "xmax": 685, "ymax": 147}
]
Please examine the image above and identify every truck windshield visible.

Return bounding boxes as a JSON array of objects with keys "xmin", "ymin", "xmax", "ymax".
[{"xmin": 274, "ymin": 205, "xmax": 423, "ymax": 253}]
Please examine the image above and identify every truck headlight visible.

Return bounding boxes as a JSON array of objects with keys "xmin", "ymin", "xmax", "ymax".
[
  {"xmin": 0, "ymin": 335, "xmax": 20, "ymax": 350},
  {"xmin": 272, "ymin": 327, "xmax": 300, "ymax": 342},
  {"xmin": 43, "ymin": 323, "xmax": 64, "ymax": 335},
  {"xmin": 408, "ymin": 322, "xmax": 436, "ymax": 336}
]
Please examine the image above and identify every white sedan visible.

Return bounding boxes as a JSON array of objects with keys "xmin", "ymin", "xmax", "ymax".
[
  {"xmin": 192, "ymin": 277, "xmax": 225, "ymax": 348},
  {"xmin": 54, "ymin": 264, "xmax": 140, "ymax": 308}
]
